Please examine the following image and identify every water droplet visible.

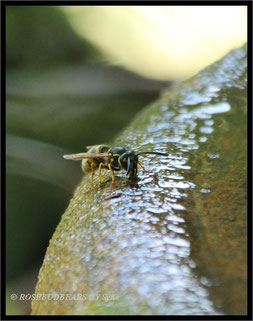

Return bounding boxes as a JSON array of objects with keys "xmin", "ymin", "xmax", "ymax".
[
  {"xmin": 200, "ymin": 188, "xmax": 211, "ymax": 193},
  {"xmin": 208, "ymin": 153, "xmax": 220, "ymax": 159},
  {"xmin": 200, "ymin": 126, "xmax": 213, "ymax": 134},
  {"xmin": 199, "ymin": 136, "xmax": 207, "ymax": 143},
  {"xmin": 195, "ymin": 102, "xmax": 231, "ymax": 115}
]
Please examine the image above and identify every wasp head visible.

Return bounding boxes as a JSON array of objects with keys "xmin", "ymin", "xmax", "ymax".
[{"xmin": 120, "ymin": 151, "xmax": 138, "ymax": 177}]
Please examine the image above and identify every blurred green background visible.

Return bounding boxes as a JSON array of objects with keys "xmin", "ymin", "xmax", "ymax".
[{"xmin": 6, "ymin": 6, "xmax": 168, "ymax": 314}]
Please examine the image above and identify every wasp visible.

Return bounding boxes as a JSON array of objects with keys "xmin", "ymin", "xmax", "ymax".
[{"xmin": 63, "ymin": 145, "xmax": 167, "ymax": 192}]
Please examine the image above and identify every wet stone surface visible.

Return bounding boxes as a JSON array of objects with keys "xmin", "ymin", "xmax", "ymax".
[{"xmin": 32, "ymin": 46, "xmax": 247, "ymax": 315}]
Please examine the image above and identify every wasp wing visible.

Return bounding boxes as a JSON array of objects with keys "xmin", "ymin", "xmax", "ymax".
[{"xmin": 63, "ymin": 152, "xmax": 111, "ymax": 161}]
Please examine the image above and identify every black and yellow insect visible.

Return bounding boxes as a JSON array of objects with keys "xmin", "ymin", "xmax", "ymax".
[{"xmin": 63, "ymin": 145, "xmax": 167, "ymax": 192}]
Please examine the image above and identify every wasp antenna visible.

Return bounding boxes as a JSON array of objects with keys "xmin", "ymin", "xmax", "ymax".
[{"xmin": 137, "ymin": 151, "xmax": 168, "ymax": 156}]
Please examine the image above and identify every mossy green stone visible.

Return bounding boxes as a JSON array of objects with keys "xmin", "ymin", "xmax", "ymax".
[{"xmin": 32, "ymin": 46, "xmax": 247, "ymax": 315}]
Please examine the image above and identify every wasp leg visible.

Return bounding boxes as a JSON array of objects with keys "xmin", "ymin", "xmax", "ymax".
[
  {"xmin": 138, "ymin": 161, "xmax": 151, "ymax": 173},
  {"xmin": 84, "ymin": 162, "xmax": 96, "ymax": 194},
  {"xmin": 108, "ymin": 163, "xmax": 115, "ymax": 186},
  {"xmin": 98, "ymin": 162, "xmax": 105, "ymax": 188}
]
